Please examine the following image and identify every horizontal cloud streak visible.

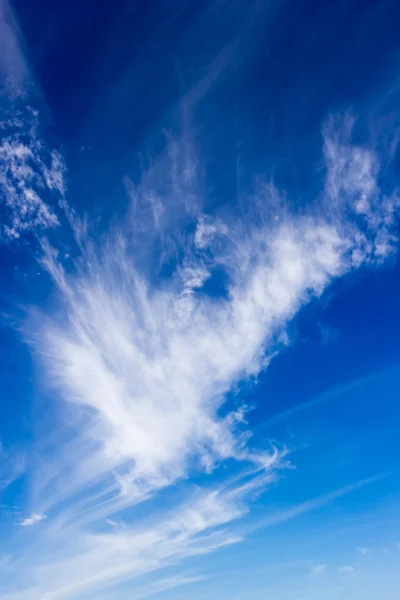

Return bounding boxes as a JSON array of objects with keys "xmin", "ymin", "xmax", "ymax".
[{"xmin": 255, "ymin": 473, "xmax": 390, "ymax": 530}]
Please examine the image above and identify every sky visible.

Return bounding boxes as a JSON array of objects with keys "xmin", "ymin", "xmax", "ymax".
[{"xmin": 1, "ymin": 0, "xmax": 400, "ymax": 598}]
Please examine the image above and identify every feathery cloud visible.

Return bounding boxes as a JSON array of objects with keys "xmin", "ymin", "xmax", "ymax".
[
  {"xmin": 0, "ymin": 102, "xmax": 65, "ymax": 240},
  {"xmin": 1, "ymin": 113, "xmax": 398, "ymax": 599},
  {"xmin": 0, "ymin": 1, "xmax": 66, "ymax": 241}
]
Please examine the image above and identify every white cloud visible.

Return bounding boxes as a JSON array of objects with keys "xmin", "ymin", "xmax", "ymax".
[
  {"xmin": 2, "ymin": 114, "xmax": 398, "ymax": 599},
  {"xmin": 0, "ymin": 0, "xmax": 66, "ymax": 242},
  {"xmin": 36, "ymin": 218, "xmax": 344, "ymax": 515},
  {"xmin": 3, "ymin": 489, "xmax": 245, "ymax": 599},
  {"xmin": 194, "ymin": 214, "xmax": 228, "ymax": 249},
  {"xmin": 0, "ymin": 104, "xmax": 65, "ymax": 240},
  {"xmin": 356, "ymin": 547, "xmax": 370, "ymax": 556},
  {"xmin": 19, "ymin": 513, "xmax": 46, "ymax": 527},
  {"xmin": 322, "ymin": 113, "xmax": 399, "ymax": 265}
]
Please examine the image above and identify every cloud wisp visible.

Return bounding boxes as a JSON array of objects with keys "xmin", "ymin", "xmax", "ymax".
[
  {"xmin": 0, "ymin": 99, "xmax": 66, "ymax": 241},
  {"xmin": 0, "ymin": 0, "xmax": 66, "ymax": 242},
  {"xmin": 1, "ymin": 111, "xmax": 398, "ymax": 600},
  {"xmin": 19, "ymin": 513, "xmax": 46, "ymax": 527}
]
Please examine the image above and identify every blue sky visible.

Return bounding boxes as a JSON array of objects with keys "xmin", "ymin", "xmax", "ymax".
[{"xmin": 1, "ymin": 0, "xmax": 400, "ymax": 598}]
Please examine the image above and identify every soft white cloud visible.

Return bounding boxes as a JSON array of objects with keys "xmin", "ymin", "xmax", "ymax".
[
  {"xmin": 194, "ymin": 214, "xmax": 228, "ymax": 249},
  {"xmin": 1, "ymin": 114, "xmax": 398, "ymax": 599},
  {"xmin": 0, "ymin": 104, "xmax": 65, "ymax": 240},
  {"xmin": 36, "ymin": 217, "xmax": 344, "ymax": 518},
  {"xmin": 2, "ymin": 488, "xmax": 245, "ymax": 599},
  {"xmin": 0, "ymin": 1, "xmax": 66, "ymax": 241},
  {"xmin": 19, "ymin": 513, "xmax": 47, "ymax": 527},
  {"xmin": 323, "ymin": 113, "xmax": 399, "ymax": 265}
]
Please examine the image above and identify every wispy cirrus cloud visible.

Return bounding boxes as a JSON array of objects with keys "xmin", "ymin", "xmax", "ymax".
[
  {"xmin": 0, "ymin": 101, "xmax": 66, "ymax": 240},
  {"xmin": 255, "ymin": 473, "xmax": 389, "ymax": 531},
  {"xmin": 323, "ymin": 112, "xmax": 399, "ymax": 264},
  {"xmin": 0, "ymin": 442, "xmax": 25, "ymax": 493},
  {"xmin": 0, "ymin": 0, "xmax": 66, "ymax": 242},
  {"xmin": 1, "ymin": 110, "xmax": 398, "ymax": 600}
]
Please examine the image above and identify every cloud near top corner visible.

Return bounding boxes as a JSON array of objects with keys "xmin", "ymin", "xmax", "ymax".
[{"xmin": 0, "ymin": 0, "xmax": 66, "ymax": 242}]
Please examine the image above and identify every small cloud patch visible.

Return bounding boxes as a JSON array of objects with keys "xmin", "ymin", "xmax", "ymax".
[
  {"xmin": 19, "ymin": 513, "xmax": 46, "ymax": 527},
  {"xmin": 339, "ymin": 566, "xmax": 355, "ymax": 574}
]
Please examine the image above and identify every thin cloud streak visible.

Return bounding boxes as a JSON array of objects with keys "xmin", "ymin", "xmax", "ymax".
[
  {"xmin": 259, "ymin": 365, "xmax": 400, "ymax": 430},
  {"xmin": 254, "ymin": 472, "xmax": 391, "ymax": 530}
]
